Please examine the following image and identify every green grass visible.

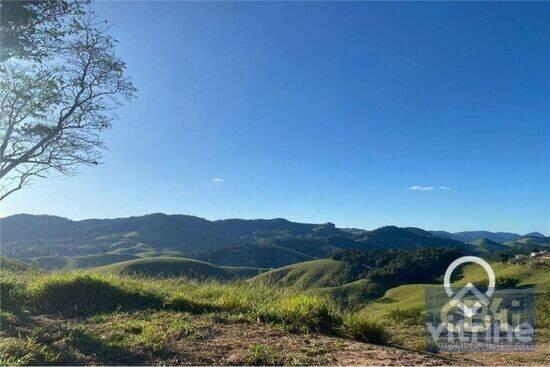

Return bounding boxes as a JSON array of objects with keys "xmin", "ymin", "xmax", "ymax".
[
  {"xmin": 0, "ymin": 267, "xmax": 385, "ymax": 337},
  {"xmin": 28, "ymin": 256, "xmax": 68, "ymax": 270},
  {"xmin": 340, "ymin": 314, "xmax": 389, "ymax": 344},
  {"xmin": 1, "ymin": 258, "xmax": 548, "ymax": 365},
  {"xmin": 108, "ymin": 242, "xmax": 154, "ymax": 255},
  {"xmin": 25, "ymin": 273, "xmax": 164, "ymax": 314},
  {"xmin": 314, "ymin": 279, "xmax": 384, "ymax": 309},
  {"xmin": 67, "ymin": 253, "xmax": 140, "ymax": 269},
  {"xmin": 360, "ymin": 261, "xmax": 550, "ymax": 322},
  {"xmin": 221, "ymin": 266, "xmax": 267, "ymax": 278},
  {"xmin": 135, "ymin": 250, "xmax": 185, "ymax": 258},
  {"xmin": 0, "ymin": 257, "xmax": 32, "ymax": 272},
  {"xmin": 244, "ymin": 344, "xmax": 286, "ymax": 365},
  {"xmin": 97, "ymin": 257, "xmax": 235, "ymax": 280},
  {"xmin": 251, "ymin": 259, "xmax": 348, "ymax": 289}
]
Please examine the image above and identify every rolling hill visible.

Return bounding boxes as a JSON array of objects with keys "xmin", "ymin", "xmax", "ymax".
[
  {"xmin": 191, "ymin": 243, "xmax": 313, "ymax": 268},
  {"xmin": 251, "ymin": 259, "xmax": 348, "ymax": 289},
  {"xmin": 97, "ymin": 257, "xmax": 236, "ymax": 280},
  {"xmin": 67, "ymin": 253, "xmax": 141, "ymax": 269},
  {"xmin": 361, "ymin": 261, "xmax": 550, "ymax": 320},
  {"xmin": 358, "ymin": 226, "xmax": 469, "ymax": 250},
  {"xmin": 470, "ymin": 238, "xmax": 510, "ymax": 253},
  {"xmin": 3, "ymin": 213, "xmax": 545, "ymax": 275},
  {"xmin": 429, "ymin": 230, "xmax": 543, "ymax": 243},
  {"xmin": 23, "ymin": 256, "xmax": 69, "ymax": 270},
  {"xmin": 504, "ymin": 235, "xmax": 550, "ymax": 247},
  {"xmin": 2, "ymin": 214, "xmax": 474, "ymax": 264}
]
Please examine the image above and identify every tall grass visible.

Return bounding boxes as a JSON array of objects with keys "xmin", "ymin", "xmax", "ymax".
[{"xmin": 0, "ymin": 269, "xmax": 386, "ymax": 342}]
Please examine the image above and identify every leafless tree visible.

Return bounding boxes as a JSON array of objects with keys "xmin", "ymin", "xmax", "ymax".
[{"xmin": 0, "ymin": 13, "xmax": 135, "ymax": 201}]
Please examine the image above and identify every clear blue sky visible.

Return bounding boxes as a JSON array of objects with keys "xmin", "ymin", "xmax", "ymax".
[{"xmin": 1, "ymin": 2, "xmax": 548, "ymax": 234}]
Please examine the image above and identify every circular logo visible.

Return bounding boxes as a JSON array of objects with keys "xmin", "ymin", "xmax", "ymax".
[{"xmin": 443, "ymin": 256, "xmax": 495, "ymax": 316}]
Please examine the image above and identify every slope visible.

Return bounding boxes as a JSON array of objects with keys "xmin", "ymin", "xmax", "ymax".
[
  {"xmin": 98, "ymin": 257, "xmax": 235, "ymax": 280},
  {"xmin": 250, "ymin": 259, "xmax": 347, "ymax": 289}
]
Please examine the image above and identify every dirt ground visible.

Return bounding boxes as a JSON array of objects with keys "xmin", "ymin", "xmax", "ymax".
[{"xmin": 2, "ymin": 312, "xmax": 547, "ymax": 366}]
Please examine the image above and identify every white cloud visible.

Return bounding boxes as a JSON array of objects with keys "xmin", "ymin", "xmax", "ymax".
[
  {"xmin": 212, "ymin": 177, "xmax": 224, "ymax": 183},
  {"xmin": 407, "ymin": 185, "xmax": 452, "ymax": 191},
  {"xmin": 408, "ymin": 185, "xmax": 434, "ymax": 191}
]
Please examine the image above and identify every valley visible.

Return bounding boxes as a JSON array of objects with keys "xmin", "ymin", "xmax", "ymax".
[{"xmin": 0, "ymin": 213, "xmax": 549, "ymax": 365}]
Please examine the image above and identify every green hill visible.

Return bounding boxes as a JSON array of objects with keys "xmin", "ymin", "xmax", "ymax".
[
  {"xmin": 67, "ymin": 253, "xmax": 141, "ymax": 269},
  {"xmin": 314, "ymin": 279, "xmax": 384, "ymax": 308},
  {"xmin": 28, "ymin": 256, "xmax": 68, "ymax": 270},
  {"xmin": 504, "ymin": 235, "xmax": 549, "ymax": 247},
  {"xmin": 193, "ymin": 243, "xmax": 313, "ymax": 268},
  {"xmin": 359, "ymin": 226, "xmax": 469, "ymax": 250},
  {"xmin": 135, "ymin": 250, "xmax": 186, "ymax": 258},
  {"xmin": 98, "ymin": 257, "xmax": 235, "ymax": 280},
  {"xmin": 0, "ymin": 257, "xmax": 33, "ymax": 272},
  {"xmin": 221, "ymin": 266, "xmax": 267, "ymax": 278},
  {"xmin": 361, "ymin": 261, "xmax": 550, "ymax": 320},
  {"xmin": 470, "ymin": 238, "xmax": 509, "ymax": 253},
  {"xmin": 251, "ymin": 259, "xmax": 347, "ymax": 289}
]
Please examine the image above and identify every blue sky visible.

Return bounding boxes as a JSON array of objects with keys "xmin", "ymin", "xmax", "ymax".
[{"xmin": 1, "ymin": 2, "xmax": 548, "ymax": 234}]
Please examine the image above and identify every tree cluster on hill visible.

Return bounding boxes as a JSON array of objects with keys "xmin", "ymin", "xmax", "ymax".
[{"xmin": 332, "ymin": 247, "xmax": 465, "ymax": 287}]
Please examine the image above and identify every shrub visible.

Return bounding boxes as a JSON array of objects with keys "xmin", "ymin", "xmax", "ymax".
[
  {"xmin": 26, "ymin": 273, "xmax": 163, "ymax": 314},
  {"xmin": 0, "ymin": 281, "xmax": 24, "ymax": 312},
  {"xmin": 341, "ymin": 314, "xmax": 389, "ymax": 344},
  {"xmin": 495, "ymin": 277, "xmax": 521, "ymax": 289},
  {"xmin": 254, "ymin": 294, "xmax": 340, "ymax": 332}
]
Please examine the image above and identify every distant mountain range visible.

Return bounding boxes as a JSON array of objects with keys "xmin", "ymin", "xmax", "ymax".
[
  {"xmin": 1, "ymin": 213, "xmax": 547, "ymax": 269},
  {"xmin": 429, "ymin": 230, "xmax": 546, "ymax": 243}
]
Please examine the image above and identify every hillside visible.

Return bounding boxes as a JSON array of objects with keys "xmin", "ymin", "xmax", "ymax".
[
  {"xmin": 470, "ymin": 238, "xmax": 510, "ymax": 253},
  {"xmin": 251, "ymin": 259, "xmax": 348, "ymax": 290},
  {"xmin": 504, "ymin": 235, "xmax": 550, "ymax": 248},
  {"xmin": 67, "ymin": 254, "xmax": 141, "ymax": 269},
  {"xmin": 0, "ymin": 267, "xmax": 465, "ymax": 366},
  {"xmin": 24, "ymin": 256, "xmax": 68, "ymax": 270},
  {"xmin": 429, "ymin": 230, "xmax": 548, "ymax": 243},
  {"xmin": 361, "ymin": 261, "xmax": 550, "ymax": 319},
  {"xmin": 98, "ymin": 257, "xmax": 235, "ymax": 280},
  {"xmin": 2, "ymin": 214, "xmax": 476, "ymax": 268},
  {"xmin": 359, "ymin": 226, "xmax": 469, "ymax": 250},
  {"xmin": 1, "ymin": 259, "xmax": 547, "ymax": 366},
  {"xmin": 191, "ymin": 243, "xmax": 313, "ymax": 268}
]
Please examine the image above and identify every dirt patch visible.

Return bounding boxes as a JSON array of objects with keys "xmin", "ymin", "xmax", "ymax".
[{"xmin": 154, "ymin": 320, "xmax": 460, "ymax": 366}]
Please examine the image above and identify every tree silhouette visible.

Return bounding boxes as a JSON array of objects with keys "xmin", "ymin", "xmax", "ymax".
[{"xmin": 0, "ymin": 2, "xmax": 135, "ymax": 201}]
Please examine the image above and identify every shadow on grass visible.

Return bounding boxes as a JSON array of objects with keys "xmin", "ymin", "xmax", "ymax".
[
  {"xmin": 28, "ymin": 274, "xmax": 226, "ymax": 317},
  {"xmin": 64, "ymin": 328, "xmax": 146, "ymax": 365}
]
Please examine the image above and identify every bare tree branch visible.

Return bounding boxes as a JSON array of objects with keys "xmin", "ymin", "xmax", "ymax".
[{"xmin": 0, "ymin": 10, "xmax": 135, "ymax": 201}]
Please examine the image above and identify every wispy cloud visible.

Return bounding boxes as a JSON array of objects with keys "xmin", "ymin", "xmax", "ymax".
[
  {"xmin": 408, "ymin": 185, "xmax": 434, "ymax": 191},
  {"xmin": 212, "ymin": 177, "xmax": 224, "ymax": 183},
  {"xmin": 407, "ymin": 185, "xmax": 452, "ymax": 192}
]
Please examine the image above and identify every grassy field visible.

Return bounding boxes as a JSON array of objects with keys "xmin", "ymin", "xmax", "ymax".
[
  {"xmin": 0, "ymin": 262, "xmax": 393, "ymax": 365},
  {"xmin": 1, "ymin": 257, "xmax": 548, "ymax": 365}
]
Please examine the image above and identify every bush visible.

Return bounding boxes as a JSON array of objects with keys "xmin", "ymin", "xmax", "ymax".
[
  {"xmin": 0, "ymin": 281, "xmax": 23, "ymax": 312},
  {"xmin": 495, "ymin": 277, "xmax": 521, "ymax": 289},
  {"xmin": 26, "ymin": 273, "xmax": 163, "ymax": 314},
  {"xmin": 254, "ymin": 294, "xmax": 340, "ymax": 332},
  {"xmin": 340, "ymin": 314, "xmax": 389, "ymax": 344}
]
